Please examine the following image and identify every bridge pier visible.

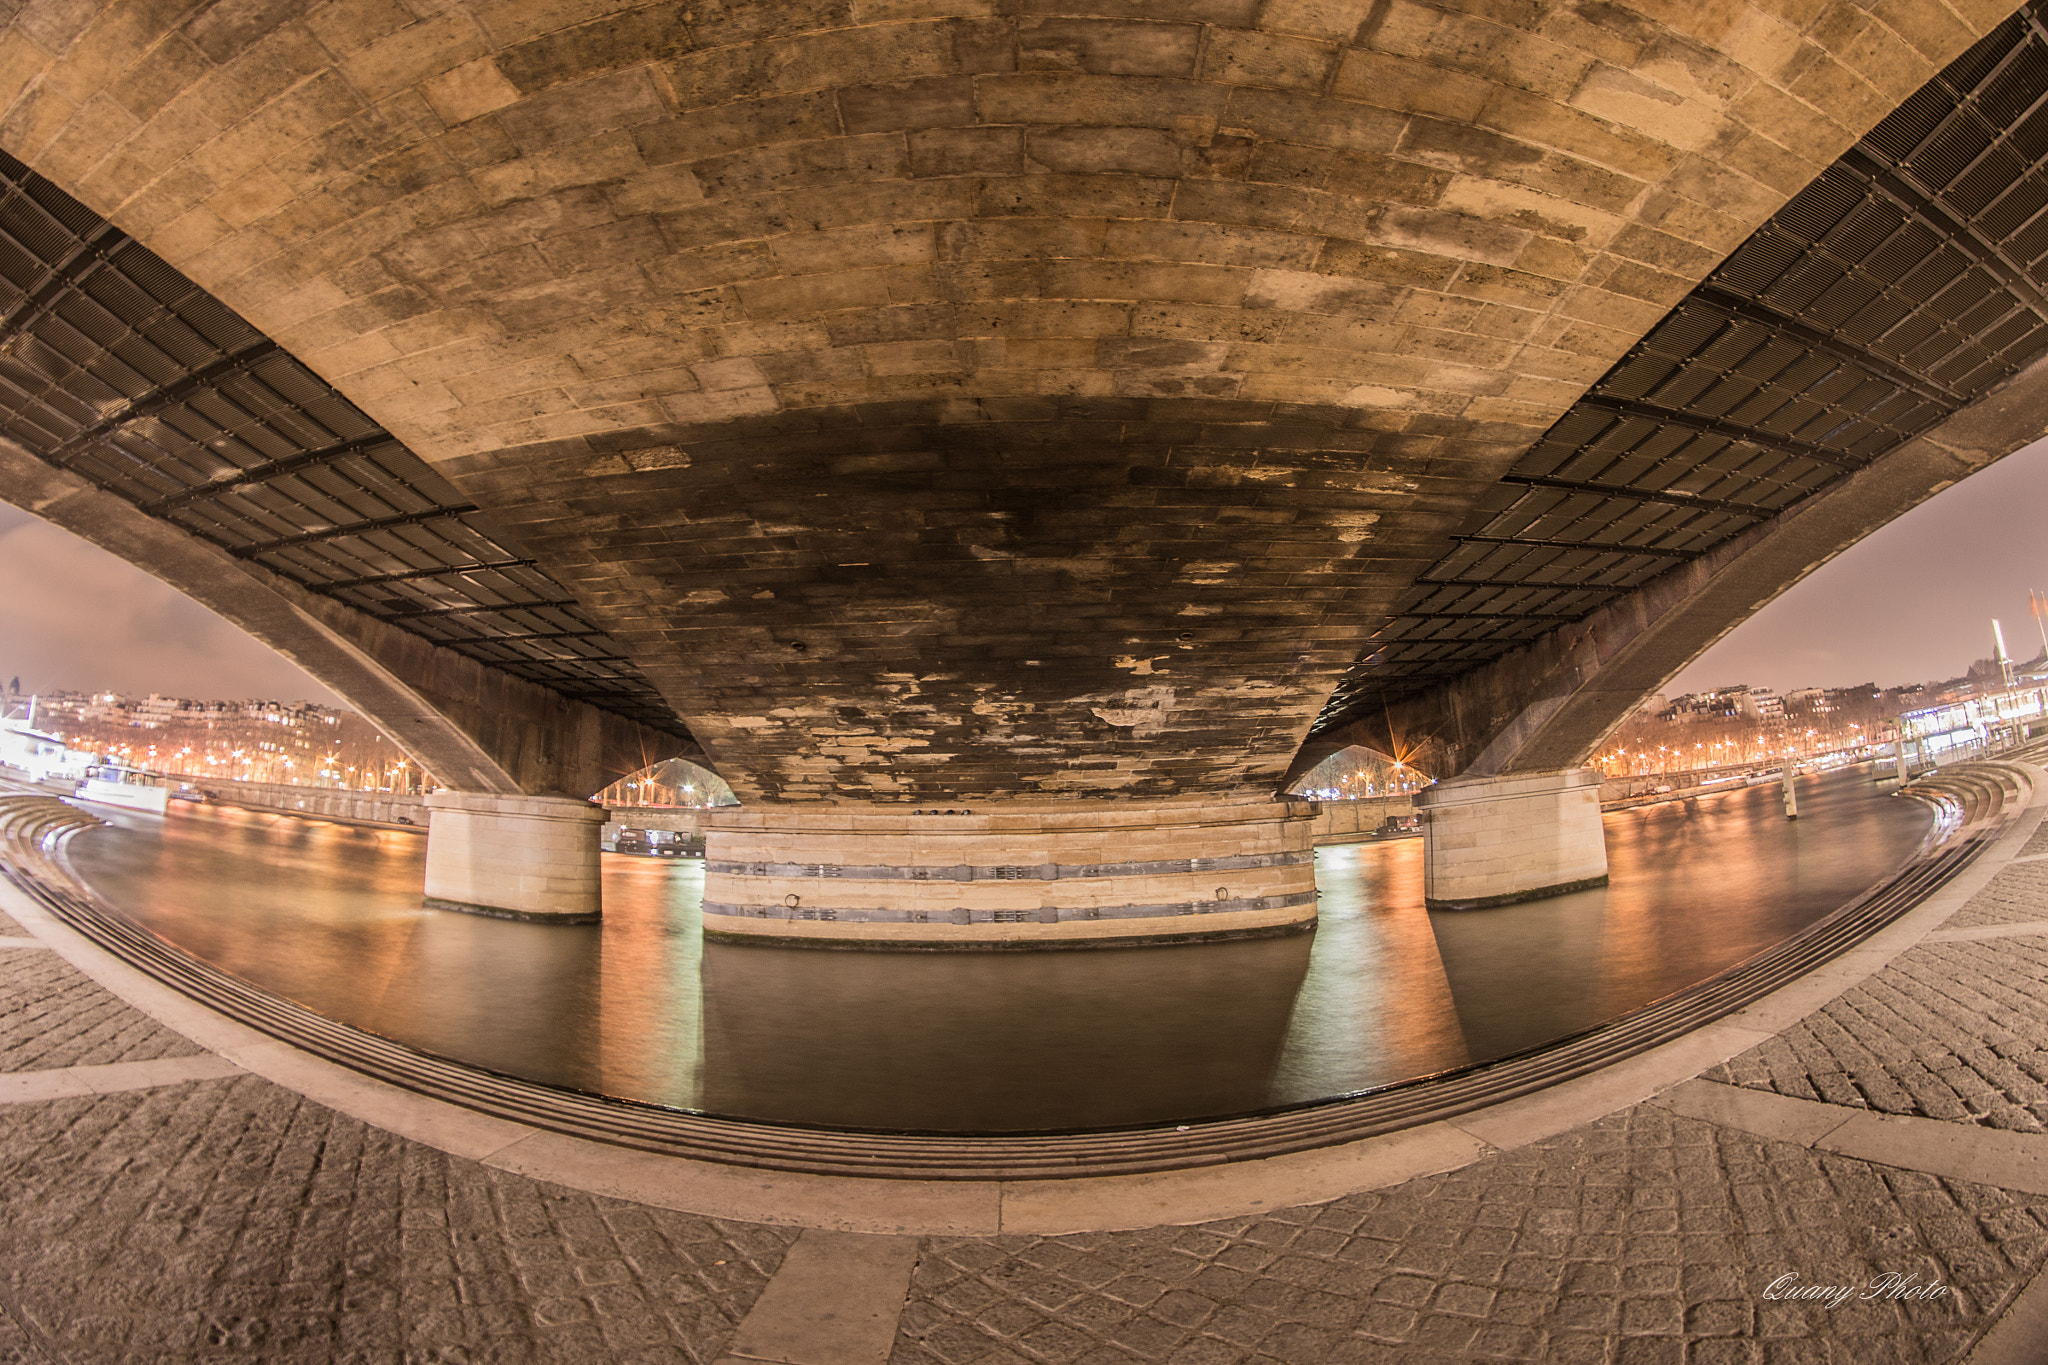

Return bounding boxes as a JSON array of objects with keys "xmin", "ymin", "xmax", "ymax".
[
  {"xmin": 1415, "ymin": 769, "xmax": 1608, "ymax": 912},
  {"xmin": 697, "ymin": 802, "xmax": 1318, "ymax": 948},
  {"xmin": 423, "ymin": 792, "xmax": 608, "ymax": 924}
]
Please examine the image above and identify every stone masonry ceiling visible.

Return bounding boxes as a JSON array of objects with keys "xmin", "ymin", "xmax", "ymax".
[
  {"xmin": 1317, "ymin": 0, "xmax": 2048, "ymax": 736},
  {"xmin": 0, "ymin": 0, "xmax": 2024, "ymax": 802}
]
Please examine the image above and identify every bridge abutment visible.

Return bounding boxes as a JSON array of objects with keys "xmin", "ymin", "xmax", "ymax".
[
  {"xmin": 424, "ymin": 792, "xmax": 608, "ymax": 924},
  {"xmin": 697, "ymin": 803, "xmax": 1318, "ymax": 948},
  {"xmin": 1416, "ymin": 769, "xmax": 1608, "ymax": 912}
]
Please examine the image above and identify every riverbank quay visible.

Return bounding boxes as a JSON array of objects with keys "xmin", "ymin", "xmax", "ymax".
[{"xmin": 0, "ymin": 772, "xmax": 2043, "ymax": 1360}]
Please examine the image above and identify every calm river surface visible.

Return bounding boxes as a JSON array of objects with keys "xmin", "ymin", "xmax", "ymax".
[{"xmin": 63, "ymin": 765, "xmax": 1931, "ymax": 1133}]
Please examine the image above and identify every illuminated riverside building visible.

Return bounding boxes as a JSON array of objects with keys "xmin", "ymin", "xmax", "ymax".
[
  {"xmin": 1900, "ymin": 683, "xmax": 2048, "ymax": 759},
  {"xmin": 28, "ymin": 690, "xmax": 427, "ymax": 792}
]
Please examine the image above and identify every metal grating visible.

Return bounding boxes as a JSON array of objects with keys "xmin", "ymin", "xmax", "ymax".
[
  {"xmin": 1312, "ymin": 1, "xmax": 2048, "ymax": 737},
  {"xmin": 0, "ymin": 150, "xmax": 687, "ymax": 737}
]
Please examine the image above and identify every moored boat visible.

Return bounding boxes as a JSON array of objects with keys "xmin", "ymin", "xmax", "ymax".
[{"xmin": 75, "ymin": 762, "xmax": 170, "ymax": 814}]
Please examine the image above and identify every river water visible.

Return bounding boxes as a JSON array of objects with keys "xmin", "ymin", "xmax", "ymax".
[{"xmin": 62, "ymin": 765, "xmax": 1930, "ymax": 1133}]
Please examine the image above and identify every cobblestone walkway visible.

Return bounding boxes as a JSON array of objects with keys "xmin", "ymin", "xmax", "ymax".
[
  {"xmin": 1940, "ymin": 862, "xmax": 2048, "ymax": 929},
  {"xmin": 0, "ymin": 949, "xmax": 201, "ymax": 1073},
  {"xmin": 0, "ymin": 1302, "xmax": 37, "ymax": 1365},
  {"xmin": 893, "ymin": 1106, "xmax": 2045, "ymax": 1365},
  {"xmin": 1705, "ymin": 937, "xmax": 2048, "ymax": 1131},
  {"xmin": 0, "ymin": 908, "xmax": 24, "ymax": 937},
  {"xmin": 0, "ymin": 1077, "xmax": 795, "ymax": 1364}
]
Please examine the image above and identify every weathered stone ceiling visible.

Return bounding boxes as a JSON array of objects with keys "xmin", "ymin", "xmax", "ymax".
[
  {"xmin": 1317, "ymin": 0, "xmax": 2048, "ymax": 744},
  {"xmin": 0, "ymin": 0, "xmax": 2010, "ymax": 803}
]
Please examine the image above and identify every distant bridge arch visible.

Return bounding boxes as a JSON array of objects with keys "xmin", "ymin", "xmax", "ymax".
[
  {"xmin": 595, "ymin": 757, "xmax": 739, "ymax": 808},
  {"xmin": 1286, "ymin": 744, "xmax": 1434, "ymax": 800}
]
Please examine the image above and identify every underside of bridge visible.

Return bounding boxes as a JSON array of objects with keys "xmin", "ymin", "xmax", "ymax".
[{"xmin": 0, "ymin": 0, "xmax": 2044, "ymax": 932}]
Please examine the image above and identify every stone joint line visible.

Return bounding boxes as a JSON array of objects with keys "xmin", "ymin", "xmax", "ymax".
[
  {"xmin": 1926, "ymin": 919, "xmax": 2048, "ymax": 941},
  {"xmin": 704, "ymin": 849, "xmax": 1311, "ymax": 882},
  {"xmin": 1655, "ymin": 1078, "xmax": 2048, "ymax": 1197},
  {"xmin": 0, "ymin": 1053, "xmax": 245, "ymax": 1105},
  {"xmin": 704, "ymin": 888, "xmax": 1318, "ymax": 924}
]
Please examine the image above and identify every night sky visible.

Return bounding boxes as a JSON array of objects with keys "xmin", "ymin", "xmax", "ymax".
[
  {"xmin": 0, "ymin": 437, "xmax": 2044, "ymax": 711},
  {"xmin": 0, "ymin": 500, "xmax": 340, "ymax": 705}
]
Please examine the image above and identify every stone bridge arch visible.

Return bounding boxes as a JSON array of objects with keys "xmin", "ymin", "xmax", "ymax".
[
  {"xmin": 0, "ymin": 0, "xmax": 2034, "ymax": 930},
  {"xmin": 0, "ymin": 432, "xmax": 697, "ymax": 799},
  {"xmin": 1293, "ymin": 355, "xmax": 2048, "ymax": 788}
]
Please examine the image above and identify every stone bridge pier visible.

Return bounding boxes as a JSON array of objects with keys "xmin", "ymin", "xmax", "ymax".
[
  {"xmin": 1413, "ymin": 769, "xmax": 1608, "ymax": 912},
  {"xmin": 696, "ymin": 802, "xmax": 1318, "ymax": 947},
  {"xmin": 422, "ymin": 793, "xmax": 613, "ymax": 924}
]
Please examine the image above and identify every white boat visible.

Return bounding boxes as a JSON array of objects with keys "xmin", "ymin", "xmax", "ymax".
[
  {"xmin": 0, "ymin": 698, "xmax": 92, "ymax": 784},
  {"xmin": 75, "ymin": 762, "xmax": 170, "ymax": 814}
]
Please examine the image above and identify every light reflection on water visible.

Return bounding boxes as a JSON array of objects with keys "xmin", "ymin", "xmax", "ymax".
[{"xmin": 63, "ymin": 765, "xmax": 1929, "ymax": 1132}]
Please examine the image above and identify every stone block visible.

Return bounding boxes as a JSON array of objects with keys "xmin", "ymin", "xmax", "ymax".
[
  {"xmin": 492, "ymin": 2, "xmax": 692, "ymax": 95},
  {"xmin": 1331, "ymin": 49, "xmax": 1493, "ymax": 121},
  {"xmin": 1200, "ymin": 29, "xmax": 1338, "ymax": 90},
  {"xmin": 1017, "ymin": 18, "xmax": 1201, "ymax": 77},
  {"xmin": 976, "ymin": 171, "xmax": 1176, "ymax": 219},
  {"xmin": 1259, "ymin": 0, "xmax": 1369, "ymax": 41},
  {"xmin": 838, "ymin": 76, "xmax": 975, "ymax": 133},
  {"xmin": 975, "ymin": 72, "xmax": 1227, "ymax": 128},
  {"xmin": 1484, "ymin": 92, "xmax": 1672, "ymax": 184},
  {"xmin": 1223, "ymin": 87, "xmax": 1407, "ymax": 154},
  {"xmin": 102, "ymin": 30, "xmax": 211, "ymax": 126},
  {"xmin": 469, "ymin": 129, "xmax": 647, "ymax": 206},
  {"xmin": 421, "ymin": 56, "xmax": 522, "ymax": 125},
  {"xmin": 737, "ymin": 269, "xmax": 895, "ymax": 319},
  {"xmin": 495, "ymin": 67, "xmax": 668, "ymax": 151},
  {"xmin": 1040, "ymin": 260, "xmax": 1250, "ymax": 305},
  {"xmin": 666, "ymin": 25, "xmax": 959, "ymax": 108},
  {"xmin": 772, "ymin": 223, "xmax": 934, "ymax": 275},
  {"xmin": 339, "ymin": 9, "xmax": 488, "ymax": 103},
  {"xmin": 1314, "ymin": 239, "xmax": 1462, "ymax": 290},
  {"xmin": 1026, "ymin": 126, "xmax": 1182, "ymax": 176},
  {"xmin": 636, "ymin": 91, "xmax": 840, "ymax": 166},
  {"xmin": 691, "ymin": 132, "xmax": 910, "ymax": 198},
  {"xmin": 908, "ymin": 125, "xmax": 1025, "ymax": 175},
  {"xmin": 856, "ymin": 0, "xmax": 996, "ymax": 19}
]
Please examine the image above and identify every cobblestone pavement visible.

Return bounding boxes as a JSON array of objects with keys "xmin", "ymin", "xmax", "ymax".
[
  {"xmin": 0, "ymin": 1076, "xmax": 795, "ymax": 1364},
  {"xmin": 0, "ymin": 949, "xmax": 202, "ymax": 1073},
  {"xmin": 892, "ymin": 1105, "xmax": 2046, "ymax": 1365},
  {"xmin": 1940, "ymin": 862, "xmax": 2048, "ymax": 929},
  {"xmin": 9, "ymin": 826, "xmax": 2048, "ymax": 1362},
  {"xmin": 0, "ymin": 1302, "xmax": 39, "ymax": 1365},
  {"xmin": 0, "ymin": 908, "xmax": 25, "ymax": 937},
  {"xmin": 1705, "ymin": 938, "xmax": 2048, "ymax": 1131}
]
